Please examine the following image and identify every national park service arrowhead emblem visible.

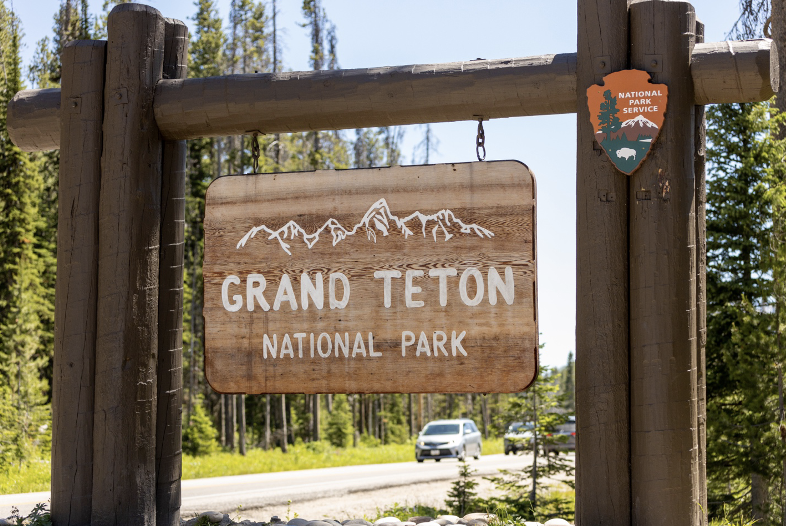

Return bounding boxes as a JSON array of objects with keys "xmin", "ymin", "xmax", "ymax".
[{"xmin": 587, "ymin": 70, "xmax": 668, "ymax": 175}]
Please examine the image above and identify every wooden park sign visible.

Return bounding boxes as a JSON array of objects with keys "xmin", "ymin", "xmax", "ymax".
[
  {"xmin": 5, "ymin": 1, "xmax": 780, "ymax": 525},
  {"xmin": 204, "ymin": 161, "xmax": 538, "ymax": 394},
  {"xmin": 587, "ymin": 69, "xmax": 668, "ymax": 174}
]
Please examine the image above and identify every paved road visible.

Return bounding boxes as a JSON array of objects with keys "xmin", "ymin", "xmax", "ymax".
[{"xmin": 1, "ymin": 453, "xmax": 533, "ymax": 518}]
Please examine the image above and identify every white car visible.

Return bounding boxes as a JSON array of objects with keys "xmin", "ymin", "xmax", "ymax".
[{"xmin": 415, "ymin": 419, "xmax": 482, "ymax": 462}]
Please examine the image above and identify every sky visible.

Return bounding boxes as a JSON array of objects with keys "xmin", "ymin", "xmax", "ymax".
[{"xmin": 15, "ymin": 0, "xmax": 744, "ymax": 368}]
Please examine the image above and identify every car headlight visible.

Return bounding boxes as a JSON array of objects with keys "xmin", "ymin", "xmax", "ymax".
[{"xmin": 417, "ymin": 441, "xmax": 425, "ymax": 446}]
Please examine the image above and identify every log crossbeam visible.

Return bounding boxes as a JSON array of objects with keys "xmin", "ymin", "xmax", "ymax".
[{"xmin": 8, "ymin": 39, "xmax": 778, "ymax": 152}]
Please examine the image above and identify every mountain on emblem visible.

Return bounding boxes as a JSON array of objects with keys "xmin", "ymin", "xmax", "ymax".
[
  {"xmin": 587, "ymin": 70, "xmax": 668, "ymax": 175},
  {"xmin": 237, "ymin": 198, "xmax": 494, "ymax": 256}
]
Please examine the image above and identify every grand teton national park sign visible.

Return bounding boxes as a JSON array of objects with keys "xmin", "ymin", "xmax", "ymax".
[
  {"xmin": 203, "ymin": 161, "xmax": 538, "ymax": 394},
  {"xmin": 587, "ymin": 70, "xmax": 668, "ymax": 175}
]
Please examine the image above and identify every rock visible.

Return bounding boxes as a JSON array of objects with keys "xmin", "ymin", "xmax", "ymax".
[
  {"xmin": 343, "ymin": 521, "xmax": 372, "ymax": 526},
  {"xmin": 523, "ymin": 523, "xmax": 542, "ymax": 526},
  {"xmin": 289, "ymin": 519, "xmax": 310, "ymax": 526},
  {"xmin": 0, "ymin": 520, "xmax": 14, "ymax": 526},
  {"xmin": 272, "ymin": 517, "xmax": 286, "ymax": 524},
  {"xmin": 408, "ymin": 518, "xmax": 434, "ymax": 524},
  {"xmin": 462, "ymin": 514, "xmax": 495, "ymax": 523},
  {"xmin": 543, "ymin": 520, "xmax": 571, "ymax": 526},
  {"xmin": 399, "ymin": 522, "xmax": 416, "ymax": 526},
  {"xmin": 199, "ymin": 511, "xmax": 225, "ymax": 524},
  {"xmin": 435, "ymin": 520, "xmax": 452, "ymax": 526},
  {"xmin": 456, "ymin": 520, "xmax": 469, "ymax": 525},
  {"xmin": 437, "ymin": 516, "xmax": 460, "ymax": 524},
  {"xmin": 374, "ymin": 518, "xmax": 401, "ymax": 526},
  {"xmin": 306, "ymin": 521, "xmax": 336, "ymax": 526},
  {"xmin": 465, "ymin": 521, "xmax": 488, "ymax": 526},
  {"xmin": 416, "ymin": 522, "xmax": 441, "ymax": 526}
]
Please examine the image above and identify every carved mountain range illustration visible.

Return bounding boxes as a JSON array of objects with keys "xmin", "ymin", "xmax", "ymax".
[{"xmin": 237, "ymin": 198, "xmax": 495, "ymax": 256}]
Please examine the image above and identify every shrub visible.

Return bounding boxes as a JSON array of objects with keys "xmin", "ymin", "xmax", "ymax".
[{"xmin": 182, "ymin": 403, "xmax": 219, "ymax": 456}]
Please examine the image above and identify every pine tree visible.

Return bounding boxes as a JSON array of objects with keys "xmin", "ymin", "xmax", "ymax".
[
  {"xmin": 706, "ymin": 101, "xmax": 786, "ymax": 523},
  {"xmin": 486, "ymin": 350, "xmax": 574, "ymax": 522},
  {"xmin": 0, "ymin": 5, "xmax": 51, "ymax": 470},
  {"xmin": 326, "ymin": 394, "xmax": 353, "ymax": 447},
  {"xmin": 445, "ymin": 461, "xmax": 479, "ymax": 516},
  {"xmin": 597, "ymin": 90, "xmax": 621, "ymax": 142}
]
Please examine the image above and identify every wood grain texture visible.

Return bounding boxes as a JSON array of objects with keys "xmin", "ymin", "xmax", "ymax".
[
  {"xmin": 52, "ymin": 39, "xmax": 106, "ymax": 526},
  {"xmin": 203, "ymin": 162, "xmax": 537, "ymax": 394},
  {"xmin": 692, "ymin": 39, "xmax": 778, "ymax": 105},
  {"xmin": 694, "ymin": 20, "xmax": 708, "ymax": 526},
  {"xmin": 574, "ymin": 0, "xmax": 631, "ymax": 524},
  {"xmin": 154, "ymin": 54, "xmax": 577, "ymax": 140},
  {"xmin": 91, "ymin": 4, "xmax": 165, "ymax": 526},
  {"xmin": 155, "ymin": 17, "xmax": 188, "ymax": 526},
  {"xmin": 629, "ymin": 2, "xmax": 700, "ymax": 524},
  {"xmin": 7, "ymin": 42, "xmax": 779, "ymax": 152},
  {"xmin": 7, "ymin": 88, "xmax": 60, "ymax": 152}
]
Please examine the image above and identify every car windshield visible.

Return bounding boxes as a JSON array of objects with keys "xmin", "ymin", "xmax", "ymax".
[
  {"xmin": 423, "ymin": 424, "xmax": 460, "ymax": 435},
  {"xmin": 509, "ymin": 423, "xmax": 533, "ymax": 432}
]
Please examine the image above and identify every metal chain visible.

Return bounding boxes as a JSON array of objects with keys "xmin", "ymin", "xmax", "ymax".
[
  {"xmin": 252, "ymin": 132, "xmax": 261, "ymax": 174},
  {"xmin": 476, "ymin": 118, "xmax": 486, "ymax": 161}
]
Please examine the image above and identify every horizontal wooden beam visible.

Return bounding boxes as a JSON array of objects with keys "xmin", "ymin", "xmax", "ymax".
[
  {"xmin": 692, "ymin": 39, "xmax": 778, "ymax": 105},
  {"xmin": 8, "ymin": 88, "xmax": 60, "ymax": 151},
  {"xmin": 154, "ymin": 53, "xmax": 578, "ymax": 140},
  {"xmin": 8, "ymin": 39, "xmax": 778, "ymax": 151}
]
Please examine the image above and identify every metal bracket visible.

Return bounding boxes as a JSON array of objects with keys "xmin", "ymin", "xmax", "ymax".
[
  {"xmin": 111, "ymin": 87, "xmax": 128, "ymax": 105},
  {"xmin": 636, "ymin": 189, "xmax": 652, "ymax": 201},
  {"xmin": 644, "ymin": 55, "xmax": 663, "ymax": 73},
  {"xmin": 594, "ymin": 55, "xmax": 612, "ymax": 75},
  {"xmin": 67, "ymin": 97, "xmax": 82, "ymax": 114}
]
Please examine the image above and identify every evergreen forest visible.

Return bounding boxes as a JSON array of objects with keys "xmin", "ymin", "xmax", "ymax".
[{"xmin": 0, "ymin": 0, "xmax": 784, "ymax": 525}]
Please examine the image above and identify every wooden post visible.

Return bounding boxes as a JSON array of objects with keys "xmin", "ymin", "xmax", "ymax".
[
  {"xmin": 91, "ymin": 5, "xmax": 165, "ymax": 525},
  {"xmin": 574, "ymin": 0, "xmax": 631, "ymax": 524},
  {"xmin": 155, "ymin": 17, "xmax": 188, "ymax": 526},
  {"xmin": 629, "ymin": 1, "xmax": 700, "ymax": 524},
  {"xmin": 694, "ymin": 20, "xmax": 708, "ymax": 526},
  {"xmin": 52, "ymin": 39, "xmax": 106, "ymax": 526}
]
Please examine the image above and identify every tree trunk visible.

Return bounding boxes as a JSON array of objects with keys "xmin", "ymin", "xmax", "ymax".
[
  {"xmin": 219, "ymin": 395, "xmax": 226, "ymax": 446},
  {"xmin": 280, "ymin": 395, "xmax": 288, "ymax": 453},
  {"xmin": 531, "ymin": 393, "xmax": 539, "ymax": 505},
  {"xmin": 265, "ymin": 395, "xmax": 271, "ymax": 451},
  {"xmin": 409, "ymin": 394, "xmax": 414, "ymax": 436},
  {"xmin": 427, "ymin": 394, "xmax": 433, "ymax": 422},
  {"xmin": 751, "ymin": 471, "xmax": 769, "ymax": 521},
  {"xmin": 481, "ymin": 396, "xmax": 489, "ymax": 439},
  {"xmin": 238, "ymin": 395, "xmax": 246, "ymax": 456}
]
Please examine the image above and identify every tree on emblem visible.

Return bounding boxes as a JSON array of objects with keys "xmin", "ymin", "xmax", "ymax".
[{"xmin": 597, "ymin": 89, "xmax": 621, "ymax": 141}]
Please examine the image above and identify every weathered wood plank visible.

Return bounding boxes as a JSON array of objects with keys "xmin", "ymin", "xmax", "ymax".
[
  {"xmin": 203, "ymin": 162, "xmax": 538, "ymax": 394},
  {"xmin": 7, "ymin": 41, "xmax": 779, "ymax": 151},
  {"xmin": 692, "ymin": 39, "xmax": 778, "ymax": 105},
  {"xmin": 155, "ymin": 17, "xmax": 188, "ymax": 526},
  {"xmin": 51, "ymin": 39, "xmax": 106, "ymax": 526},
  {"xmin": 629, "ymin": 1, "xmax": 701, "ymax": 524},
  {"xmin": 7, "ymin": 88, "xmax": 59, "ymax": 151},
  {"xmin": 574, "ymin": 0, "xmax": 631, "ymax": 523},
  {"xmin": 91, "ymin": 4, "xmax": 165, "ymax": 526}
]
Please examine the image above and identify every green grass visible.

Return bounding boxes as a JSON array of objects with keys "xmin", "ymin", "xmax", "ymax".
[
  {"xmin": 0, "ymin": 437, "xmax": 504, "ymax": 494},
  {"xmin": 0, "ymin": 459, "xmax": 51, "ymax": 494},
  {"xmin": 184, "ymin": 437, "xmax": 503, "ymax": 480}
]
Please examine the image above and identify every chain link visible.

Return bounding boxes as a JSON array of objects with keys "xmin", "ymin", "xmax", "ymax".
[
  {"xmin": 252, "ymin": 132, "xmax": 261, "ymax": 174},
  {"xmin": 476, "ymin": 119, "xmax": 486, "ymax": 161}
]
